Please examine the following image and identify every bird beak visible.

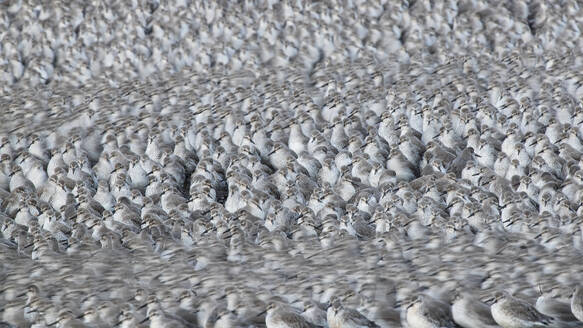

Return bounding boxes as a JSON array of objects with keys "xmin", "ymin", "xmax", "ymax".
[
  {"xmin": 341, "ymin": 294, "xmax": 352, "ymax": 302},
  {"xmin": 221, "ymin": 233, "xmax": 232, "ymax": 240},
  {"xmin": 255, "ymin": 309, "xmax": 267, "ymax": 318},
  {"xmin": 139, "ymin": 316, "xmax": 150, "ymax": 324}
]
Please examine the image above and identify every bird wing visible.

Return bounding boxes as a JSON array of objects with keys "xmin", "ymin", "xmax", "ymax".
[
  {"xmin": 422, "ymin": 299, "xmax": 460, "ymax": 328},
  {"xmin": 525, "ymin": 305, "xmax": 554, "ymax": 324},
  {"xmin": 509, "ymin": 299, "xmax": 554, "ymax": 324},
  {"xmin": 276, "ymin": 312, "xmax": 315, "ymax": 328},
  {"xmin": 353, "ymin": 222, "xmax": 375, "ymax": 239},
  {"xmin": 469, "ymin": 300, "xmax": 498, "ymax": 325},
  {"xmin": 341, "ymin": 308, "xmax": 379, "ymax": 327}
]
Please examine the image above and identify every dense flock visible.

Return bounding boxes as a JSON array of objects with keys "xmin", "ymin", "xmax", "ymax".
[{"xmin": 2, "ymin": 0, "xmax": 583, "ymax": 327}]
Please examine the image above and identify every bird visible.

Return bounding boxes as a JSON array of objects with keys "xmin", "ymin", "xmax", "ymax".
[
  {"xmin": 46, "ymin": 309, "xmax": 87, "ymax": 328},
  {"xmin": 534, "ymin": 286, "xmax": 578, "ymax": 323},
  {"xmin": 301, "ymin": 302, "xmax": 328, "ymax": 327},
  {"xmin": 451, "ymin": 291, "xmax": 500, "ymax": 328},
  {"xmin": 140, "ymin": 308, "xmax": 187, "ymax": 328},
  {"xmin": 406, "ymin": 295, "xmax": 459, "ymax": 328},
  {"xmin": 265, "ymin": 303, "xmax": 315, "ymax": 328},
  {"xmin": 489, "ymin": 292, "xmax": 555, "ymax": 328},
  {"xmin": 327, "ymin": 295, "xmax": 379, "ymax": 328}
]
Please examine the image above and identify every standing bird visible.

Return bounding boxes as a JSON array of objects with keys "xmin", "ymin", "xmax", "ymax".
[
  {"xmin": 327, "ymin": 296, "xmax": 379, "ymax": 328},
  {"xmin": 265, "ymin": 303, "xmax": 315, "ymax": 328},
  {"xmin": 451, "ymin": 291, "xmax": 500, "ymax": 328},
  {"xmin": 489, "ymin": 292, "xmax": 555, "ymax": 328},
  {"xmin": 406, "ymin": 295, "xmax": 460, "ymax": 328}
]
